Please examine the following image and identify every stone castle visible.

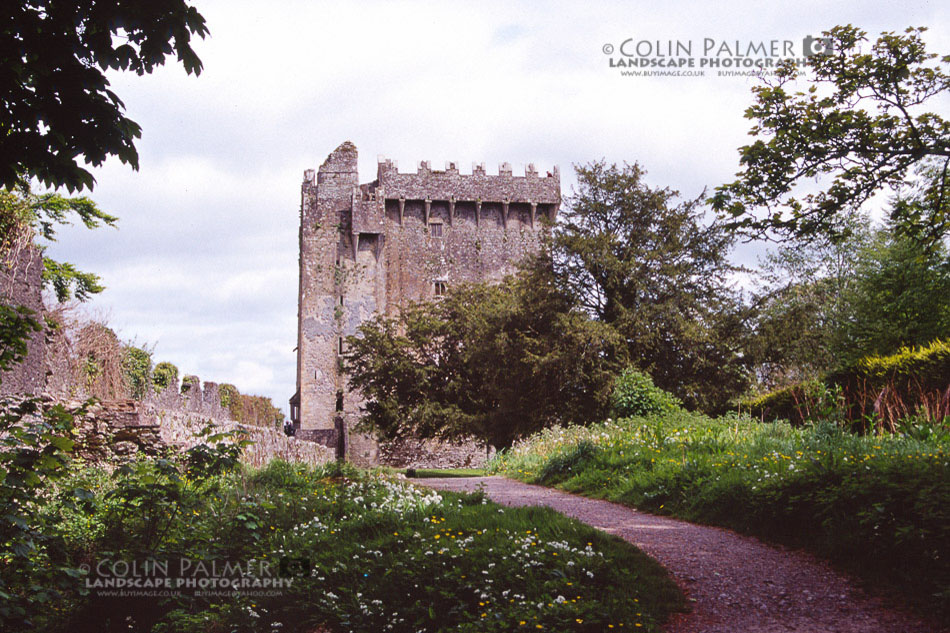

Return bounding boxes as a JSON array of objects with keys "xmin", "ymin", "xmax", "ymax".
[{"xmin": 291, "ymin": 141, "xmax": 561, "ymax": 463}]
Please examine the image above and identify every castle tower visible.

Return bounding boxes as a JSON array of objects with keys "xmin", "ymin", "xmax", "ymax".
[{"xmin": 292, "ymin": 142, "xmax": 560, "ymax": 464}]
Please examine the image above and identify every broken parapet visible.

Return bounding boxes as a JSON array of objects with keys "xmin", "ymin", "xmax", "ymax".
[{"xmin": 146, "ymin": 375, "xmax": 229, "ymax": 420}]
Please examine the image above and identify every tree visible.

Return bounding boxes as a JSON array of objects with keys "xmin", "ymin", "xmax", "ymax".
[
  {"xmin": 712, "ymin": 26, "xmax": 950, "ymax": 246},
  {"xmin": 344, "ymin": 265, "xmax": 625, "ymax": 450},
  {"xmin": 554, "ymin": 161, "xmax": 750, "ymax": 412},
  {"xmin": 747, "ymin": 215, "xmax": 873, "ymax": 388},
  {"xmin": 833, "ymin": 230, "xmax": 950, "ymax": 364},
  {"xmin": 1, "ymin": 0, "xmax": 208, "ymax": 192}
]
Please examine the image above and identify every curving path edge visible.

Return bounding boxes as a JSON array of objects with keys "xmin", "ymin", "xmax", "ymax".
[{"xmin": 417, "ymin": 476, "xmax": 943, "ymax": 633}]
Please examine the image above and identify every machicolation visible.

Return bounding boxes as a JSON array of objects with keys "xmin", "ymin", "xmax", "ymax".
[{"xmin": 291, "ymin": 141, "xmax": 560, "ymax": 464}]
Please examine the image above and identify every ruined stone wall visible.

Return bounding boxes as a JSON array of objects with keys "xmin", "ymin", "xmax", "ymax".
[
  {"xmin": 144, "ymin": 377, "xmax": 229, "ymax": 420},
  {"xmin": 378, "ymin": 437, "xmax": 496, "ymax": 469},
  {"xmin": 294, "ymin": 142, "xmax": 560, "ymax": 466},
  {"xmin": 0, "ymin": 243, "xmax": 46, "ymax": 396}
]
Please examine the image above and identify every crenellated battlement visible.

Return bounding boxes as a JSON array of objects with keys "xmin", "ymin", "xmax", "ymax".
[
  {"xmin": 376, "ymin": 156, "xmax": 560, "ymax": 205},
  {"xmin": 378, "ymin": 157, "xmax": 559, "ymax": 179},
  {"xmin": 295, "ymin": 142, "xmax": 561, "ymax": 463}
]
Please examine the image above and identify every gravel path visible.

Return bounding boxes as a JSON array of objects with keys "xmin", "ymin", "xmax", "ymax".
[{"xmin": 418, "ymin": 476, "xmax": 943, "ymax": 633}]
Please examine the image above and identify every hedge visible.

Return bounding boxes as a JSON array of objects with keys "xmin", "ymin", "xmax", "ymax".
[{"xmin": 743, "ymin": 339, "xmax": 950, "ymax": 428}]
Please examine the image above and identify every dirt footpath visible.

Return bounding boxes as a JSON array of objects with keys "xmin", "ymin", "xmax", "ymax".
[{"xmin": 418, "ymin": 476, "xmax": 943, "ymax": 633}]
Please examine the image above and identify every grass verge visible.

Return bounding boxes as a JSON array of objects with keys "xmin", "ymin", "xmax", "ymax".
[{"xmin": 488, "ymin": 411, "xmax": 950, "ymax": 625}]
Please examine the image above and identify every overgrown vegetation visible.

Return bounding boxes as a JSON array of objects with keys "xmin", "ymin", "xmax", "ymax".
[
  {"xmin": 490, "ymin": 411, "xmax": 950, "ymax": 623},
  {"xmin": 745, "ymin": 339, "xmax": 950, "ymax": 431},
  {"xmin": 0, "ymin": 432, "xmax": 683, "ymax": 632},
  {"xmin": 219, "ymin": 383, "xmax": 285, "ymax": 428},
  {"xmin": 151, "ymin": 361, "xmax": 179, "ymax": 392}
]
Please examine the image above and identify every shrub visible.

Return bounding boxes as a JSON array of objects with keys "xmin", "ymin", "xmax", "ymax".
[
  {"xmin": 0, "ymin": 396, "xmax": 86, "ymax": 629},
  {"xmin": 151, "ymin": 361, "xmax": 178, "ymax": 392},
  {"xmin": 180, "ymin": 374, "xmax": 199, "ymax": 394},
  {"xmin": 744, "ymin": 340, "xmax": 950, "ymax": 430},
  {"xmin": 829, "ymin": 338, "xmax": 950, "ymax": 430},
  {"xmin": 122, "ymin": 346, "xmax": 151, "ymax": 400},
  {"xmin": 611, "ymin": 368, "xmax": 681, "ymax": 418},
  {"xmin": 217, "ymin": 382, "xmax": 239, "ymax": 409},
  {"xmin": 740, "ymin": 380, "xmax": 824, "ymax": 425}
]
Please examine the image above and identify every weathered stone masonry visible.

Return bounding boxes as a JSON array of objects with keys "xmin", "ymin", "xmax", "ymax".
[{"xmin": 291, "ymin": 142, "xmax": 560, "ymax": 463}]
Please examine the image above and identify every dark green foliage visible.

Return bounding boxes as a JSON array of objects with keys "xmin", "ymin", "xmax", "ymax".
[
  {"xmin": 713, "ymin": 26, "xmax": 950, "ymax": 245},
  {"xmin": 495, "ymin": 412, "xmax": 950, "ymax": 624},
  {"xmin": 1, "ymin": 0, "xmax": 209, "ymax": 192},
  {"xmin": 832, "ymin": 233, "xmax": 950, "ymax": 364},
  {"xmin": 555, "ymin": 161, "xmax": 751, "ymax": 413},
  {"xmin": 122, "ymin": 346, "xmax": 151, "ymax": 400},
  {"xmin": 344, "ymin": 264, "xmax": 625, "ymax": 449},
  {"xmin": 151, "ymin": 361, "xmax": 179, "ymax": 392},
  {"xmin": 0, "ymin": 396, "xmax": 86, "ymax": 629},
  {"xmin": 611, "ymin": 368, "xmax": 682, "ymax": 418}
]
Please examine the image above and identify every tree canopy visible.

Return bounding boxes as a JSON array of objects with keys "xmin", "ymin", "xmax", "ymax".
[
  {"xmin": 833, "ymin": 230, "xmax": 950, "ymax": 364},
  {"xmin": 343, "ymin": 265, "xmax": 625, "ymax": 450},
  {"xmin": 746, "ymin": 216, "xmax": 873, "ymax": 388},
  {"xmin": 712, "ymin": 26, "xmax": 950, "ymax": 245},
  {"xmin": 554, "ymin": 161, "xmax": 751, "ymax": 412},
  {"xmin": 1, "ymin": 0, "xmax": 208, "ymax": 192}
]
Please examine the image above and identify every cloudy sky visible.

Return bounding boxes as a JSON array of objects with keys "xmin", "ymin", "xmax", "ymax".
[{"xmin": 47, "ymin": 0, "xmax": 949, "ymax": 412}]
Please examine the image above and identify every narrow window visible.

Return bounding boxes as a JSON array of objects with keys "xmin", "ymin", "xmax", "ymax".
[
  {"xmin": 429, "ymin": 222, "xmax": 443, "ymax": 238},
  {"xmin": 434, "ymin": 281, "xmax": 446, "ymax": 297},
  {"xmin": 336, "ymin": 390, "xmax": 344, "ymax": 412},
  {"xmin": 338, "ymin": 337, "xmax": 344, "ymax": 354}
]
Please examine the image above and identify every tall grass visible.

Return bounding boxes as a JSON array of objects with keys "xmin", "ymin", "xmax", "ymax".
[{"xmin": 490, "ymin": 411, "xmax": 950, "ymax": 623}]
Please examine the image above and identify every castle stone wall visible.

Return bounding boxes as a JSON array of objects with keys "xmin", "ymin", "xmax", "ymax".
[
  {"xmin": 293, "ymin": 142, "xmax": 560, "ymax": 465},
  {"xmin": 0, "ymin": 243, "xmax": 46, "ymax": 396}
]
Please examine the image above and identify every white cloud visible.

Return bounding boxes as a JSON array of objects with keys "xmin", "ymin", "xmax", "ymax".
[{"xmin": 44, "ymin": 0, "xmax": 950, "ymax": 412}]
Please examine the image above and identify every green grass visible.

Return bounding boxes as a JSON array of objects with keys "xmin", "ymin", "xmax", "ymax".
[
  {"xmin": 403, "ymin": 467, "xmax": 487, "ymax": 478},
  {"xmin": 489, "ymin": 411, "xmax": 950, "ymax": 624},
  {"xmin": 29, "ymin": 459, "xmax": 683, "ymax": 632}
]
